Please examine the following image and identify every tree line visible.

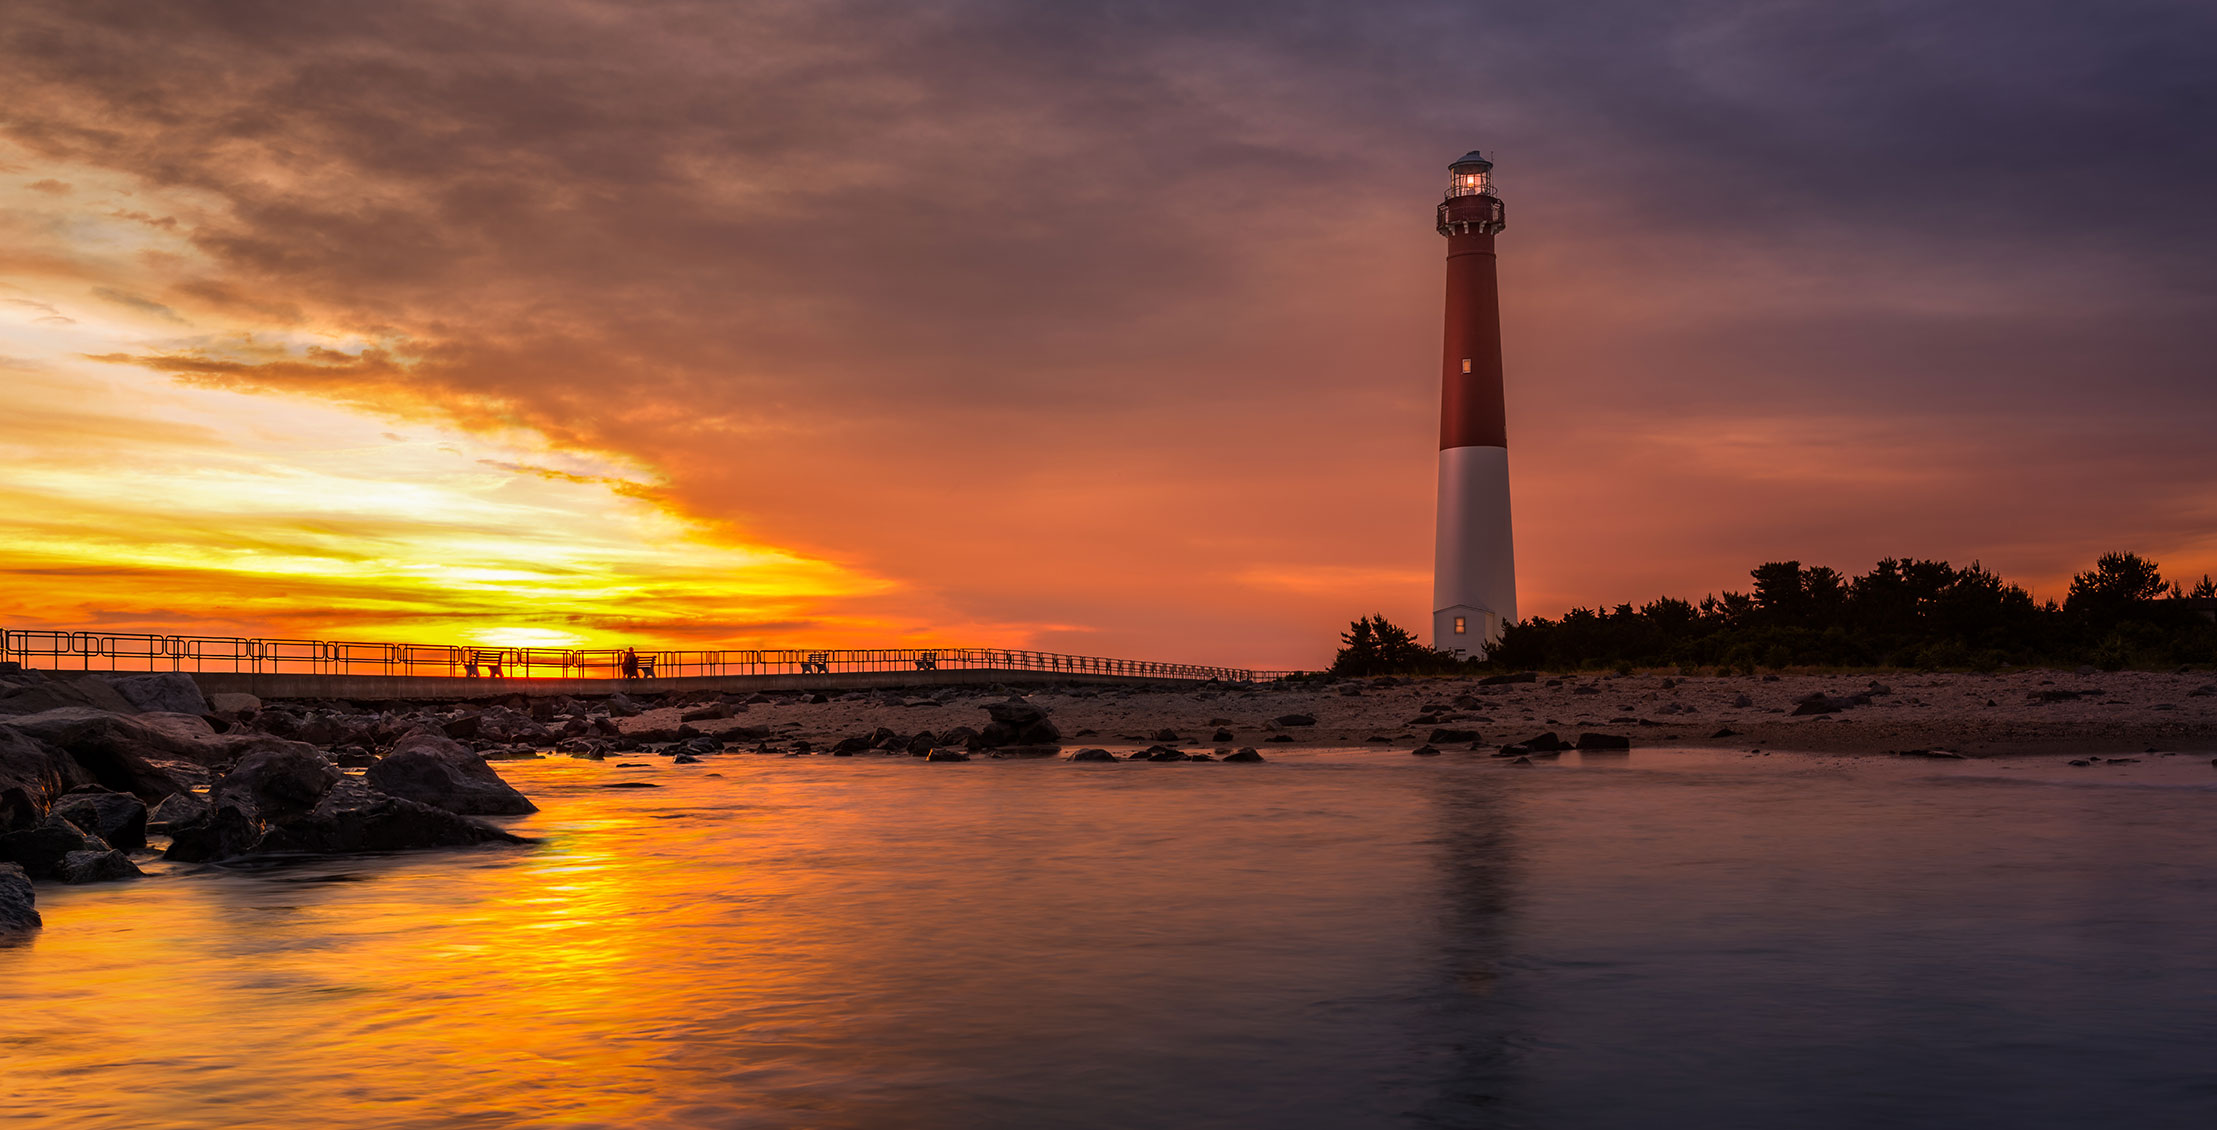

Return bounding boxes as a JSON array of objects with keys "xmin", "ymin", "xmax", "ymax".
[{"xmin": 1329, "ymin": 552, "xmax": 2217, "ymax": 675}]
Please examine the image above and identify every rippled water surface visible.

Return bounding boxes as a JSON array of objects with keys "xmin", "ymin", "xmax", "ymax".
[{"xmin": 6, "ymin": 749, "xmax": 2217, "ymax": 1129}]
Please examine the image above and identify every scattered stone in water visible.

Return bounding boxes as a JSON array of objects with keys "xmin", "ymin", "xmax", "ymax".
[
  {"xmin": 925, "ymin": 750, "xmax": 971, "ymax": 762},
  {"xmin": 1264, "ymin": 735, "xmax": 1294, "ymax": 743},
  {"xmin": 58, "ymin": 848, "xmax": 142, "ymax": 884},
  {"xmin": 1710, "ymin": 728, "xmax": 1740, "ymax": 739},
  {"xmin": 1576, "ymin": 733, "xmax": 1632, "ymax": 751},
  {"xmin": 0, "ymin": 862, "xmax": 38, "ymax": 937},
  {"xmin": 1222, "ymin": 748, "xmax": 1264, "ymax": 763},
  {"xmin": 601, "ymin": 781, "xmax": 660, "ymax": 788},
  {"xmin": 1068, "ymin": 748, "xmax": 1117, "ymax": 762},
  {"xmin": 1410, "ymin": 746, "xmax": 1441, "ymax": 757}
]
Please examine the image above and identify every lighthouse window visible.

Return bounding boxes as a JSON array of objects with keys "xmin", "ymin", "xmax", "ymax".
[
  {"xmin": 1461, "ymin": 358, "xmax": 1472, "ymax": 373},
  {"xmin": 1453, "ymin": 616, "xmax": 1467, "ymax": 634}
]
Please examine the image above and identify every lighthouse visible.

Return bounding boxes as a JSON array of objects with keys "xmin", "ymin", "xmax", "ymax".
[{"xmin": 1432, "ymin": 150, "xmax": 1516, "ymax": 656}]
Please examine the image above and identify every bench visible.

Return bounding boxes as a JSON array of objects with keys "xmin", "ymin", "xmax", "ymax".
[
  {"xmin": 466, "ymin": 649, "xmax": 505, "ymax": 678},
  {"xmin": 914, "ymin": 652, "xmax": 938, "ymax": 671},
  {"xmin": 801, "ymin": 652, "xmax": 831, "ymax": 674}
]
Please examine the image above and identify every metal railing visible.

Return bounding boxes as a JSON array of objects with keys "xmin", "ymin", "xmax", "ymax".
[{"xmin": 0, "ymin": 628, "xmax": 1268, "ymax": 684}]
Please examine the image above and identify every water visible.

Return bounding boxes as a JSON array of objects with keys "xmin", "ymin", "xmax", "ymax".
[{"xmin": 5, "ymin": 749, "xmax": 2215, "ymax": 1129}]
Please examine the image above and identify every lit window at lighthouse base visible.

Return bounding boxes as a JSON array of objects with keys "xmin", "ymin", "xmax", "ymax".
[{"xmin": 1453, "ymin": 616, "xmax": 1467, "ymax": 635}]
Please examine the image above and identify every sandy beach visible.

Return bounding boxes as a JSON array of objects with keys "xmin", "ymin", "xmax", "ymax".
[{"xmin": 633, "ymin": 669, "xmax": 2217, "ymax": 760}]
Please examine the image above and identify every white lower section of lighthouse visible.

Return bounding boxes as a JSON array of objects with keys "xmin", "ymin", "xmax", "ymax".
[{"xmin": 1432, "ymin": 443, "xmax": 1516, "ymax": 656}]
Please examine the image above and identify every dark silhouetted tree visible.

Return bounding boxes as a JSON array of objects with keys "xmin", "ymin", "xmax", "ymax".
[{"xmin": 1330, "ymin": 614, "xmax": 1444, "ymax": 675}]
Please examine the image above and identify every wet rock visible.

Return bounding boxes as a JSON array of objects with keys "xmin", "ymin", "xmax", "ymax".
[
  {"xmin": 0, "ymin": 862, "xmax": 38, "ymax": 937},
  {"xmin": 602, "ymin": 781, "xmax": 659, "ymax": 788},
  {"xmin": 1272, "ymin": 713, "xmax": 1317, "ymax": 727},
  {"xmin": 1509, "ymin": 755, "xmax": 1533, "ymax": 765},
  {"xmin": 831, "ymin": 736, "xmax": 872, "ymax": 755},
  {"xmin": 102, "ymin": 673, "xmax": 210, "ymax": 715},
  {"xmin": 367, "ymin": 732, "xmax": 538, "ymax": 816},
  {"xmin": 148, "ymin": 790, "xmax": 210, "ymax": 832},
  {"xmin": 1710, "ymin": 728, "xmax": 1741, "ymax": 739},
  {"xmin": 1479, "ymin": 672, "xmax": 1538, "ymax": 686},
  {"xmin": 1187, "ymin": 752, "xmax": 1216, "ymax": 762},
  {"xmin": 254, "ymin": 777, "xmax": 530, "ymax": 854},
  {"xmin": 1519, "ymin": 732, "xmax": 1569, "ymax": 752},
  {"xmin": 1151, "ymin": 728, "xmax": 1181, "ymax": 742},
  {"xmin": 1575, "ymin": 733, "xmax": 1632, "ymax": 751},
  {"xmin": 1146, "ymin": 748, "xmax": 1189, "ymax": 762},
  {"xmin": 58, "ymin": 848, "xmax": 142, "ymax": 884},
  {"xmin": 604, "ymin": 693, "xmax": 644, "ymax": 717},
  {"xmin": 672, "ymin": 754, "xmax": 701, "ymax": 764},
  {"xmin": 1264, "ymin": 735, "xmax": 1294, "ymax": 743},
  {"xmin": 0, "ymin": 814, "xmax": 105, "ymax": 877},
  {"xmin": 1428, "ymin": 728, "xmax": 1482, "ymax": 745},
  {"xmin": 1210, "ymin": 728, "xmax": 1236, "ymax": 742},
  {"xmin": 2069, "ymin": 759, "xmax": 2091, "ymax": 767},
  {"xmin": 51, "ymin": 788, "xmax": 148, "ymax": 851},
  {"xmin": 0, "ymin": 726, "xmax": 89, "ymax": 832},
  {"xmin": 1411, "ymin": 745, "xmax": 1442, "ymax": 757},
  {"xmin": 1897, "ymin": 749, "xmax": 1966, "ymax": 759},
  {"xmin": 161, "ymin": 799, "xmax": 263, "ymax": 862},
  {"xmin": 680, "ymin": 703, "xmax": 731, "ymax": 723},
  {"xmin": 1069, "ymin": 748, "xmax": 1118, "ymax": 762},
  {"xmin": 925, "ymin": 749, "xmax": 971, "ymax": 762},
  {"xmin": 1223, "ymin": 748, "xmax": 1265, "ymax": 762}
]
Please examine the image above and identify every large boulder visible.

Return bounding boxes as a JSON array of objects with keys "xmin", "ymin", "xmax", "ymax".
[
  {"xmin": 2, "ymin": 708, "xmax": 197, "ymax": 798},
  {"xmin": 254, "ymin": 777, "xmax": 528, "ymax": 855},
  {"xmin": 161, "ymin": 798, "xmax": 264, "ymax": 862},
  {"xmin": 51, "ymin": 788, "xmax": 149, "ymax": 851},
  {"xmin": 366, "ymin": 732, "xmax": 537, "ymax": 815},
  {"xmin": 0, "ymin": 726, "xmax": 90, "ymax": 832},
  {"xmin": 58, "ymin": 848, "xmax": 143, "ymax": 884},
  {"xmin": 0, "ymin": 674, "xmax": 138, "ymax": 717},
  {"xmin": 100, "ymin": 673, "xmax": 210, "ymax": 715},
  {"xmin": 212, "ymin": 746, "xmax": 340, "ymax": 822},
  {"xmin": 208, "ymin": 692, "xmax": 262, "ymax": 715},
  {"xmin": 0, "ymin": 862, "xmax": 38, "ymax": 938},
  {"xmin": 977, "ymin": 699, "xmax": 1061, "ymax": 750},
  {"xmin": 0, "ymin": 814, "xmax": 106, "ymax": 878}
]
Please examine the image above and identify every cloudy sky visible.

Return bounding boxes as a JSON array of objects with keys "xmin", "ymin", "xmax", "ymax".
[{"xmin": 1, "ymin": 0, "xmax": 2211, "ymax": 666}]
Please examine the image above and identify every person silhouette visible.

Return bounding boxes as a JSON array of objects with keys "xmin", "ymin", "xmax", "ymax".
[{"xmin": 621, "ymin": 647, "xmax": 639, "ymax": 679}]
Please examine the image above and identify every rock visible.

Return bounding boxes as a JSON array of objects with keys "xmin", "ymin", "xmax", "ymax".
[
  {"xmin": 0, "ymin": 814, "xmax": 106, "ymax": 877},
  {"xmin": 1428, "ymin": 728, "xmax": 1482, "ymax": 744},
  {"xmin": 1898, "ymin": 749, "xmax": 1966, "ymax": 759},
  {"xmin": 1509, "ymin": 755, "xmax": 1533, "ymax": 765},
  {"xmin": 1731, "ymin": 694, "xmax": 1754, "ymax": 708},
  {"xmin": 672, "ymin": 754, "xmax": 701, "ymax": 764},
  {"xmin": 367, "ymin": 732, "xmax": 538, "ymax": 815},
  {"xmin": 58, "ymin": 848, "xmax": 142, "ymax": 884},
  {"xmin": 161, "ymin": 799, "xmax": 263, "ymax": 862},
  {"xmin": 925, "ymin": 749, "xmax": 971, "ymax": 762},
  {"xmin": 1223, "ymin": 748, "xmax": 1265, "ymax": 762},
  {"xmin": 938, "ymin": 725, "xmax": 981, "ymax": 749},
  {"xmin": 206, "ymin": 692, "xmax": 261, "ymax": 715},
  {"xmin": 1264, "ymin": 734, "xmax": 1294, "ymax": 743},
  {"xmin": 1187, "ymin": 752, "xmax": 1215, "ymax": 762},
  {"xmin": 2069, "ymin": 759, "xmax": 2091, "ymax": 767},
  {"xmin": 1210, "ymin": 728, "xmax": 1236, "ymax": 743},
  {"xmin": 680, "ymin": 704, "xmax": 731, "ymax": 723},
  {"xmin": 1411, "ymin": 745, "xmax": 1441, "ymax": 756},
  {"xmin": 51, "ymin": 789, "xmax": 148, "ymax": 850},
  {"xmin": 101, "ymin": 673, "xmax": 210, "ymax": 715},
  {"xmin": 0, "ymin": 862, "xmax": 38, "ymax": 937},
  {"xmin": 979, "ymin": 699, "xmax": 1061, "ymax": 748},
  {"xmin": 1069, "ymin": 748, "xmax": 1118, "ymax": 762},
  {"xmin": 254, "ymin": 777, "xmax": 530, "ymax": 854},
  {"xmin": 604, "ymin": 693, "xmax": 644, "ymax": 717},
  {"xmin": 1, "ymin": 709, "xmax": 193, "ymax": 799},
  {"xmin": 1479, "ymin": 672, "xmax": 1538, "ymax": 686},
  {"xmin": 0, "ymin": 674, "xmax": 138, "ymax": 717},
  {"xmin": 1151, "ymin": 728, "xmax": 1181, "ymax": 742},
  {"xmin": 831, "ymin": 736, "xmax": 872, "ymax": 755},
  {"xmin": 1272, "ymin": 713, "xmax": 1316, "ymax": 726},
  {"xmin": 1710, "ymin": 728, "xmax": 1741, "ymax": 739},
  {"xmin": 1575, "ymin": 733, "xmax": 1632, "ymax": 751},
  {"xmin": 0, "ymin": 726, "xmax": 89, "ymax": 832},
  {"xmin": 148, "ymin": 790, "xmax": 210, "ymax": 832},
  {"xmin": 1147, "ymin": 748, "xmax": 1189, "ymax": 762},
  {"xmin": 1519, "ymin": 732, "xmax": 1569, "ymax": 752},
  {"xmin": 602, "ymin": 781, "xmax": 659, "ymax": 788},
  {"xmin": 215, "ymin": 746, "xmax": 340, "ymax": 822}
]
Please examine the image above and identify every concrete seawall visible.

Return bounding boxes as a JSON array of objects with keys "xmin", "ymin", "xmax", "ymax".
[{"xmin": 177, "ymin": 667, "xmax": 1215, "ymax": 701}]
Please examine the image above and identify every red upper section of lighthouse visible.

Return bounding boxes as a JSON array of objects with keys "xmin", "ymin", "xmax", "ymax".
[{"xmin": 1438, "ymin": 152, "xmax": 1508, "ymax": 451}]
